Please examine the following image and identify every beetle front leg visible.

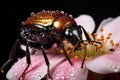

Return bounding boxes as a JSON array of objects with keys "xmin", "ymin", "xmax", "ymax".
[
  {"xmin": 59, "ymin": 43, "xmax": 73, "ymax": 65},
  {"xmin": 18, "ymin": 42, "xmax": 31, "ymax": 80},
  {"xmin": 40, "ymin": 45, "xmax": 52, "ymax": 79},
  {"xmin": 0, "ymin": 39, "xmax": 20, "ymax": 73}
]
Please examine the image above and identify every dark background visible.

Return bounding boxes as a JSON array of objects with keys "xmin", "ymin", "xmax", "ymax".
[{"xmin": 1, "ymin": 0, "xmax": 120, "ymax": 80}]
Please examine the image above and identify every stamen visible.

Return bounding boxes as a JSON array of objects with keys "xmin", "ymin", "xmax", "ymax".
[
  {"xmin": 60, "ymin": 50, "xmax": 64, "ymax": 53},
  {"xmin": 93, "ymin": 33, "xmax": 97, "ymax": 37},
  {"xmin": 115, "ymin": 43, "xmax": 119, "ymax": 47},
  {"xmin": 99, "ymin": 27, "xmax": 104, "ymax": 38},
  {"xmin": 88, "ymin": 33, "xmax": 93, "ymax": 39},
  {"xmin": 108, "ymin": 33, "xmax": 112, "ymax": 36},
  {"xmin": 67, "ymin": 49, "xmax": 71, "ymax": 54},
  {"xmin": 99, "ymin": 43, "xmax": 104, "ymax": 48},
  {"xmin": 74, "ymin": 56, "xmax": 79, "ymax": 59},
  {"xmin": 106, "ymin": 36, "xmax": 111, "ymax": 39},
  {"xmin": 110, "ymin": 40, "xmax": 114, "ymax": 46},
  {"xmin": 100, "ymin": 35, "xmax": 104, "ymax": 41},
  {"xmin": 101, "ymin": 50, "xmax": 105, "ymax": 54},
  {"xmin": 100, "ymin": 27, "xmax": 103, "ymax": 32},
  {"xmin": 84, "ymin": 42, "xmax": 89, "ymax": 45},
  {"xmin": 104, "ymin": 33, "xmax": 112, "ymax": 48}
]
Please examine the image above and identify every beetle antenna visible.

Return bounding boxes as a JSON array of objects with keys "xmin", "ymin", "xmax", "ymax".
[
  {"xmin": 78, "ymin": 25, "xmax": 101, "ymax": 44},
  {"xmin": 78, "ymin": 25, "xmax": 91, "ymax": 42}
]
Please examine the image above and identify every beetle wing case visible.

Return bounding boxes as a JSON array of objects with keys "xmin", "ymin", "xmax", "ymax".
[{"xmin": 23, "ymin": 10, "xmax": 77, "ymax": 32}]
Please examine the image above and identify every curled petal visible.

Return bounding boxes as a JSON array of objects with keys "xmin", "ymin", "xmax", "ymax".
[
  {"xmin": 86, "ymin": 46, "xmax": 120, "ymax": 74},
  {"xmin": 98, "ymin": 17, "xmax": 113, "ymax": 29},
  {"xmin": 75, "ymin": 15, "xmax": 95, "ymax": 34},
  {"xmin": 97, "ymin": 16, "xmax": 120, "ymax": 44},
  {"xmin": 6, "ymin": 52, "xmax": 65, "ymax": 80},
  {"xmin": 51, "ymin": 58, "xmax": 88, "ymax": 80}
]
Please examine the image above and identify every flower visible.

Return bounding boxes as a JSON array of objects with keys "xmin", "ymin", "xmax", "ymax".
[{"xmin": 6, "ymin": 15, "xmax": 120, "ymax": 80}]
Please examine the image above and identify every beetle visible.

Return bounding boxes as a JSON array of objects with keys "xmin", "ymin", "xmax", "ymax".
[{"xmin": 0, "ymin": 10, "xmax": 100, "ymax": 79}]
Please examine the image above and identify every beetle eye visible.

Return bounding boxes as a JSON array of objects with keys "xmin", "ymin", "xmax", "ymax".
[{"xmin": 65, "ymin": 29, "xmax": 73, "ymax": 37}]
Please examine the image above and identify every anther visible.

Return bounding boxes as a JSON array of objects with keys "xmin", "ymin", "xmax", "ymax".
[
  {"xmin": 100, "ymin": 27, "xmax": 103, "ymax": 32},
  {"xmin": 115, "ymin": 43, "xmax": 119, "ymax": 47},
  {"xmin": 106, "ymin": 36, "xmax": 111, "ymax": 39},
  {"xmin": 74, "ymin": 56, "xmax": 78, "ymax": 59},
  {"xmin": 60, "ymin": 50, "xmax": 64, "ymax": 53},
  {"xmin": 67, "ymin": 49, "xmax": 71, "ymax": 54},
  {"xmin": 93, "ymin": 33, "xmax": 97, "ymax": 36},
  {"xmin": 110, "ymin": 40, "xmax": 114, "ymax": 46},
  {"xmin": 108, "ymin": 33, "xmax": 112, "ymax": 36},
  {"xmin": 100, "ymin": 35, "xmax": 104, "ymax": 39}
]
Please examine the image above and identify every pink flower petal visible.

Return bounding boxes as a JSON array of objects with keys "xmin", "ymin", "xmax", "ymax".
[
  {"xmin": 51, "ymin": 58, "xmax": 88, "ymax": 80},
  {"xmin": 6, "ymin": 52, "xmax": 65, "ymax": 80},
  {"xmin": 75, "ymin": 15, "xmax": 95, "ymax": 34},
  {"xmin": 97, "ymin": 16, "xmax": 120, "ymax": 44},
  {"xmin": 86, "ymin": 46, "xmax": 120, "ymax": 74}
]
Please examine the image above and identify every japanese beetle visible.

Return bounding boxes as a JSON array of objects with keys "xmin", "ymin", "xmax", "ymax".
[{"xmin": 0, "ymin": 10, "xmax": 99, "ymax": 79}]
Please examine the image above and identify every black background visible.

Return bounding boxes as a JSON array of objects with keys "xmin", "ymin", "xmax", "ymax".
[{"xmin": 1, "ymin": 0, "xmax": 120, "ymax": 80}]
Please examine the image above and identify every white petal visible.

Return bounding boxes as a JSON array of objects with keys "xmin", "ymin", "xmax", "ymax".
[
  {"xmin": 75, "ymin": 15, "xmax": 95, "ymax": 34},
  {"xmin": 97, "ymin": 16, "xmax": 120, "ymax": 44},
  {"xmin": 86, "ymin": 46, "xmax": 120, "ymax": 74},
  {"xmin": 20, "ymin": 44, "xmax": 33, "ymax": 53},
  {"xmin": 98, "ymin": 17, "xmax": 114, "ymax": 29}
]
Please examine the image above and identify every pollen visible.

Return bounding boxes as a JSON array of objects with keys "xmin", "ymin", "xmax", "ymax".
[
  {"xmin": 100, "ymin": 27, "xmax": 103, "ymax": 32},
  {"xmin": 115, "ymin": 43, "xmax": 119, "ymax": 47},
  {"xmin": 60, "ymin": 50, "xmax": 64, "ymax": 53},
  {"xmin": 67, "ymin": 49, "xmax": 71, "ymax": 54},
  {"xmin": 74, "ymin": 56, "xmax": 79, "ymax": 59},
  {"xmin": 110, "ymin": 40, "xmax": 114, "ymax": 46},
  {"xmin": 93, "ymin": 33, "xmax": 97, "ymax": 37}
]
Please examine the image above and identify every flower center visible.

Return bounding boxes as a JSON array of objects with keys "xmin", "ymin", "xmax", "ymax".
[
  {"xmin": 57, "ymin": 27, "xmax": 119, "ymax": 60},
  {"xmin": 73, "ymin": 27, "xmax": 119, "ymax": 59}
]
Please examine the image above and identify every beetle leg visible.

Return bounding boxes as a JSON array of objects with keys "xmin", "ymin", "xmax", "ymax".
[
  {"xmin": 71, "ymin": 40, "xmax": 86, "ymax": 68},
  {"xmin": 0, "ymin": 39, "xmax": 20, "ymax": 73},
  {"xmin": 81, "ymin": 42, "xmax": 87, "ymax": 68},
  {"xmin": 18, "ymin": 42, "xmax": 31, "ymax": 80},
  {"xmin": 41, "ymin": 45, "xmax": 52, "ymax": 79},
  {"xmin": 78, "ymin": 25, "xmax": 92, "ymax": 42},
  {"xmin": 59, "ymin": 43, "xmax": 73, "ymax": 65}
]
